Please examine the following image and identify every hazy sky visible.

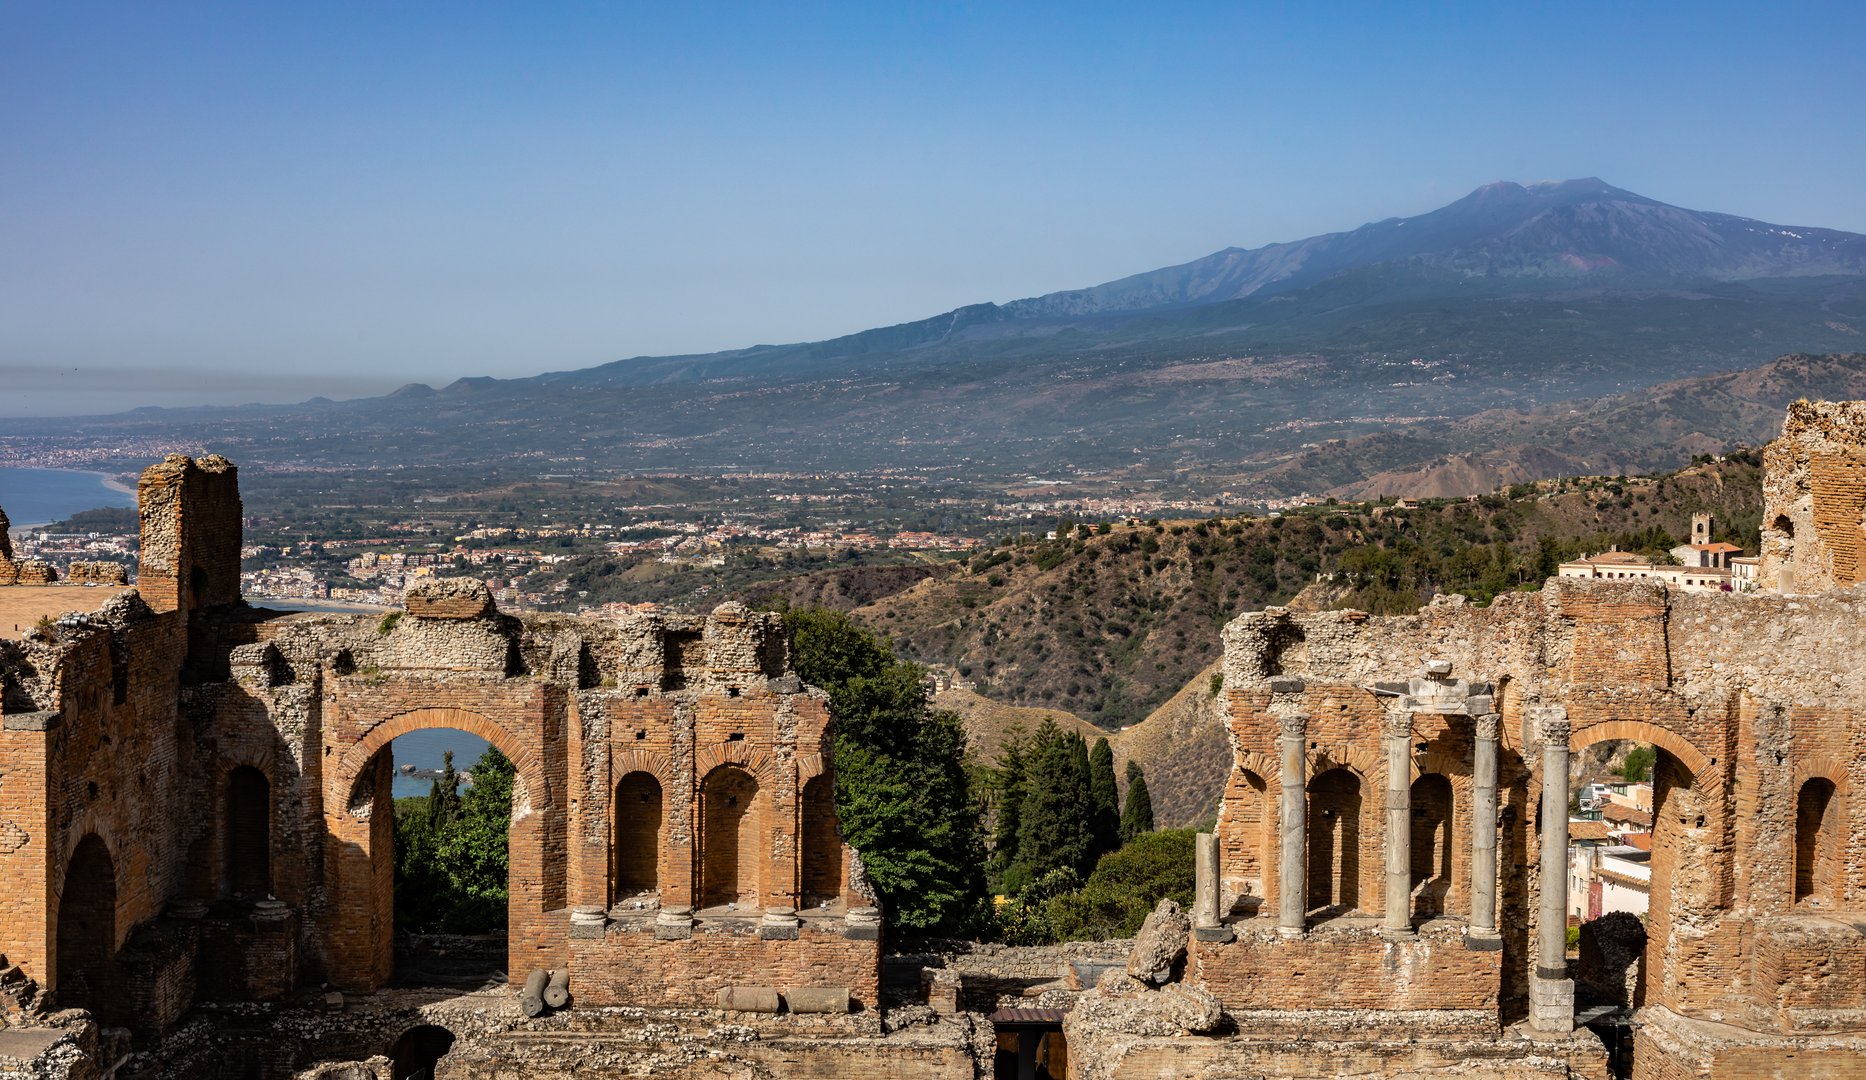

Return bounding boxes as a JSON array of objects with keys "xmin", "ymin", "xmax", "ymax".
[{"xmin": 4, "ymin": 2, "xmax": 1864, "ymax": 416}]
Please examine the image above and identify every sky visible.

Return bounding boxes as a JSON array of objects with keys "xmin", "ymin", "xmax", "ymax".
[{"xmin": 3, "ymin": 2, "xmax": 1864, "ymax": 417}]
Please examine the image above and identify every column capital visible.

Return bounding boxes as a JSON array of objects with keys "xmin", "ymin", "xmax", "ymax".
[
  {"xmin": 1382, "ymin": 708, "xmax": 1412, "ymax": 740},
  {"xmin": 1527, "ymin": 704, "xmax": 1570, "ymax": 743},
  {"xmin": 1276, "ymin": 712, "xmax": 1309, "ymax": 739},
  {"xmin": 1474, "ymin": 712, "xmax": 1502, "ymax": 741}
]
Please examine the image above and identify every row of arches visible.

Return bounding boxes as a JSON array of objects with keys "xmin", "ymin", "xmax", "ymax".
[
  {"xmin": 1305, "ymin": 769, "xmax": 1455, "ymax": 917},
  {"xmin": 611, "ymin": 767, "xmax": 843, "ymax": 910}
]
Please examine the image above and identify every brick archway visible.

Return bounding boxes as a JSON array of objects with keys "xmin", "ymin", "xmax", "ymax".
[
  {"xmin": 1569, "ymin": 719, "xmax": 1711, "ymax": 783},
  {"xmin": 335, "ymin": 706, "xmax": 551, "ymax": 812},
  {"xmin": 322, "ymin": 705, "xmax": 559, "ymax": 992}
]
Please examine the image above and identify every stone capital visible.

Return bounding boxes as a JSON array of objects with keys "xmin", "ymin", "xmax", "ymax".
[
  {"xmin": 1382, "ymin": 708, "xmax": 1412, "ymax": 740},
  {"xmin": 1474, "ymin": 712, "xmax": 1502, "ymax": 741},
  {"xmin": 1276, "ymin": 712, "xmax": 1309, "ymax": 740},
  {"xmin": 1528, "ymin": 705, "xmax": 1570, "ymax": 744}
]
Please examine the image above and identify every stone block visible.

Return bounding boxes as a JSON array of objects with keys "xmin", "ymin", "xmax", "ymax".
[
  {"xmin": 715, "ymin": 985, "xmax": 781, "ymax": 1013},
  {"xmin": 783, "ymin": 986, "xmax": 849, "ymax": 1013}
]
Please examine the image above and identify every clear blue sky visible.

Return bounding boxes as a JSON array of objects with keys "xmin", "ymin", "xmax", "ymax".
[{"xmin": 4, "ymin": 2, "xmax": 1864, "ymax": 415}]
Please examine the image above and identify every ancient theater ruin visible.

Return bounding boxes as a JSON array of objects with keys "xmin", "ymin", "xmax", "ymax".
[{"xmin": 0, "ymin": 400, "xmax": 1864, "ymax": 1078}]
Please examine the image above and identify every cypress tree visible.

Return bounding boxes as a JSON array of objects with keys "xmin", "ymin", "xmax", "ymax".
[
  {"xmin": 990, "ymin": 732, "xmax": 1029, "ymax": 894},
  {"xmin": 1088, "ymin": 737, "xmax": 1120, "ymax": 856},
  {"xmin": 1014, "ymin": 721, "xmax": 1094, "ymax": 886},
  {"xmin": 1121, "ymin": 760, "xmax": 1155, "ymax": 841}
]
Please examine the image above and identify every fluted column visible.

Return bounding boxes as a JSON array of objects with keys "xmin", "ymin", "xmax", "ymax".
[
  {"xmin": 1278, "ymin": 712, "xmax": 1308, "ymax": 938},
  {"xmin": 1383, "ymin": 707, "xmax": 1415, "ymax": 936},
  {"xmin": 1530, "ymin": 706, "xmax": 1574, "ymax": 1033},
  {"xmin": 1466, "ymin": 711, "xmax": 1502, "ymax": 946}
]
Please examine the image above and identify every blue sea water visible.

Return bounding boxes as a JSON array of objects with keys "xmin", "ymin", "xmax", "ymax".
[
  {"xmin": 0, "ymin": 467, "xmax": 136, "ymax": 527},
  {"xmin": 392, "ymin": 728, "xmax": 493, "ymax": 799}
]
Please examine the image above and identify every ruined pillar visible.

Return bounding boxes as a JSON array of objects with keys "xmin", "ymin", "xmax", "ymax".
[
  {"xmin": 1530, "ymin": 706, "xmax": 1574, "ymax": 1032},
  {"xmin": 1383, "ymin": 707, "xmax": 1415, "ymax": 937},
  {"xmin": 1467, "ymin": 710, "xmax": 1502, "ymax": 947},
  {"xmin": 1278, "ymin": 712, "xmax": 1308, "ymax": 938},
  {"xmin": 1193, "ymin": 831, "xmax": 1232, "ymax": 942}
]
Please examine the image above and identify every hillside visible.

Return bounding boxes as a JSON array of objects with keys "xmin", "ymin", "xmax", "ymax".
[
  {"xmin": 1275, "ymin": 352, "xmax": 1866, "ymax": 499},
  {"xmin": 855, "ymin": 456, "xmax": 1764, "ymax": 729},
  {"xmin": 16, "ymin": 185, "xmax": 1865, "ymax": 488}
]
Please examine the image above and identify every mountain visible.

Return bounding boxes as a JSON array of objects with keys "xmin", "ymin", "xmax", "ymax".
[{"xmin": 15, "ymin": 182, "xmax": 1866, "ymax": 485}]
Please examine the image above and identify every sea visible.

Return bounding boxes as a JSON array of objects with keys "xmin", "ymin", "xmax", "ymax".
[
  {"xmin": 391, "ymin": 728, "xmax": 493, "ymax": 799},
  {"xmin": 0, "ymin": 467, "xmax": 137, "ymax": 528}
]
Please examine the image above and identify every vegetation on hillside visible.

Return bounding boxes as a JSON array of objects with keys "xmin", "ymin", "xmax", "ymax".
[{"xmin": 859, "ymin": 453, "xmax": 1764, "ymax": 727}]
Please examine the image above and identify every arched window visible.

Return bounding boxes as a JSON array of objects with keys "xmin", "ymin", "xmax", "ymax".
[
  {"xmin": 225, "ymin": 766, "xmax": 272, "ymax": 900},
  {"xmin": 799, "ymin": 773, "xmax": 843, "ymax": 907},
  {"xmin": 57, "ymin": 835, "xmax": 119, "ymax": 1021},
  {"xmin": 700, "ymin": 766, "xmax": 763, "ymax": 909},
  {"xmin": 1410, "ymin": 774, "xmax": 1454, "ymax": 916},
  {"xmin": 613, "ymin": 772, "xmax": 662, "ymax": 899},
  {"xmin": 1795, "ymin": 777, "xmax": 1839, "ymax": 905},
  {"xmin": 1307, "ymin": 768, "xmax": 1361, "ymax": 913}
]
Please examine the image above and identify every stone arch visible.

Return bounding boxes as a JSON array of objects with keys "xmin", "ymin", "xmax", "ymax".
[
  {"xmin": 324, "ymin": 706, "xmax": 559, "ymax": 992},
  {"xmin": 1307, "ymin": 767, "xmax": 1362, "ymax": 914},
  {"xmin": 224, "ymin": 765, "xmax": 272, "ymax": 900},
  {"xmin": 1569, "ymin": 720, "xmax": 1712, "ymax": 782},
  {"xmin": 55, "ymin": 833, "xmax": 120, "ymax": 1023},
  {"xmin": 799, "ymin": 771, "xmax": 843, "ymax": 907},
  {"xmin": 1410, "ymin": 773, "xmax": 1454, "ymax": 917},
  {"xmin": 337, "ymin": 706, "xmax": 551, "ymax": 812},
  {"xmin": 1795, "ymin": 776, "xmax": 1842, "ymax": 906},
  {"xmin": 613, "ymin": 771, "xmax": 663, "ymax": 900},
  {"xmin": 695, "ymin": 740, "xmax": 776, "ymax": 783},
  {"xmin": 699, "ymin": 764, "xmax": 766, "ymax": 909}
]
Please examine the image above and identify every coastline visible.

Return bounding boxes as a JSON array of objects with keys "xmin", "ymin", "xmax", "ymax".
[{"xmin": 0, "ymin": 466, "xmax": 139, "ymax": 530}]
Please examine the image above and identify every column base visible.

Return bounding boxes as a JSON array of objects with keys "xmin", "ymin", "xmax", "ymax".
[
  {"xmin": 1528, "ymin": 975, "xmax": 1575, "ymax": 1034},
  {"xmin": 1378, "ymin": 926, "xmax": 1417, "ymax": 942},
  {"xmin": 1277, "ymin": 925, "xmax": 1305, "ymax": 939},
  {"xmin": 1462, "ymin": 928, "xmax": 1503, "ymax": 951},
  {"xmin": 1193, "ymin": 925, "xmax": 1235, "ymax": 943}
]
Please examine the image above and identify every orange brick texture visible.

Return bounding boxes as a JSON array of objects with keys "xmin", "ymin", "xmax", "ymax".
[{"xmin": 0, "ymin": 456, "xmax": 879, "ymax": 1042}]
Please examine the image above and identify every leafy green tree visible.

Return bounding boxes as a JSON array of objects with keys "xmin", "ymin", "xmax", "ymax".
[
  {"xmin": 1121, "ymin": 760, "xmax": 1155, "ymax": 841},
  {"xmin": 785, "ymin": 609, "xmax": 988, "ymax": 935},
  {"xmin": 1088, "ymin": 738, "xmax": 1120, "ymax": 858},
  {"xmin": 1619, "ymin": 744, "xmax": 1656, "ymax": 783},
  {"xmin": 1047, "ymin": 828, "xmax": 1197, "ymax": 940},
  {"xmin": 394, "ymin": 744, "xmax": 513, "ymax": 933},
  {"xmin": 1013, "ymin": 720, "xmax": 1094, "ymax": 886}
]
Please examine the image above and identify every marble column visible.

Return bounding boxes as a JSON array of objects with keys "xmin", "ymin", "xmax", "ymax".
[
  {"xmin": 1278, "ymin": 712, "xmax": 1308, "ymax": 938},
  {"xmin": 1193, "ymin": 831, "xmax": 1233, "ymax": 942},
  {"xmin": 1466, "ymin": 711, "xmax": 1502, "ymax": 946},
  {"xmin": 1530, "ymin": 706, "xmax": 1574, "ymax": 1033},
  {"xmin": 1383, "ymin": 707, "xmax": 1415, "ymax": 936}
]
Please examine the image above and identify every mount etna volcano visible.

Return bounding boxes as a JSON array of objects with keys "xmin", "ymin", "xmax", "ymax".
[{"xmin": 18, "ymin": 180, "xmax": 1866, "ymax": 489}]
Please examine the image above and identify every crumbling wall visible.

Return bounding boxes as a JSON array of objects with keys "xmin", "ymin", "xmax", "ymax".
[
  {"xmin": 1761, "ymin": 398, "xmax": 1866, "ymax": 593},
  {"xmin": 136, "ymin": 454, "xmax": 241, "ymax": 614}
]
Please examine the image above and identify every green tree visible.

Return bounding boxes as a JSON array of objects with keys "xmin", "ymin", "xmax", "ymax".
[
  {"xmin": 785, "ymin": 609, "xmax": 988, "ymax": 935},
  {"xmin": 1046, "ymin": 828, "xmax": 1197, "ymax": 940},
  {"xmin": 433, "ymin": 746, "xmax": 514, "ymax": 931},
  {"xmin": 1121, "ymin": 760, "xmax": 1155, "ymax": 841},
  {"xmin": 1619, "ymin": 744, "xmax": 1656, "ymax": 783},
  {"xmin": 1013, "ymin": 720, "xmax": 1094, "ymax": 886},
  {"xmin": 1088, "ymin": 738, "xmax": 1120, "ymax": 858},
  {"xmin": 989, "ymin": 729, "xmax": 1029, "ymax": 894}
]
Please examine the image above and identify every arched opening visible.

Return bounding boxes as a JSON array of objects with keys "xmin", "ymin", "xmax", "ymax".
[
  {"xmin": 1795, "ymin": 777, "xmax": 1839, "ymax": 905},
  {"xmin": 700, "ymin": 765, "xmax": 763, "ymax": 910},
  {"xmin": 56, "ymin": 834, "xmax": 121, "ymax": 1023},
  {"xmin": 799, "ymin": 773, "xmax": 843, "ymax": 908},
  {"xmin": 384, "ymin": 728, "xmax": 514, "ymax": 982},
  {"xmin": 1307, "ymin": 768, "xmax": 1361, "ymax": 915},
  {"xmin": 1226, "ymin": 769, "xmax": 1271, "ymax": 914},
  {"xmin": 390, "ymin": 1024, "xmax": 456, "ymax": 1080},
  {"xmin": 225, "ymin": 766, "xmax": 272, "ymax": 900},
  {"xmin": 1410, "ymin": 773, "xmax": 1453, "ymax": 917},
  {"xmin": 613, "ymin": 771, "xmax": 662, "ymax": 902}
]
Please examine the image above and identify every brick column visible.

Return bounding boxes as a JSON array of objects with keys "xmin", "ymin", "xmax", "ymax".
[
  {"xmin": 1467, "ymin": 711, "xmax": 1502, "ymax": 947},
  {"xmin": 1278, "ymin": 712, "xmax": 1308, "ymax": 938},
  {"xmin": 1383, "ymin": 707, "xmax": 1415, "ymax": 937},
  {"xmin": 1530, "ymin": 706, "xmax": 1574, "ymax": 1033}
]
